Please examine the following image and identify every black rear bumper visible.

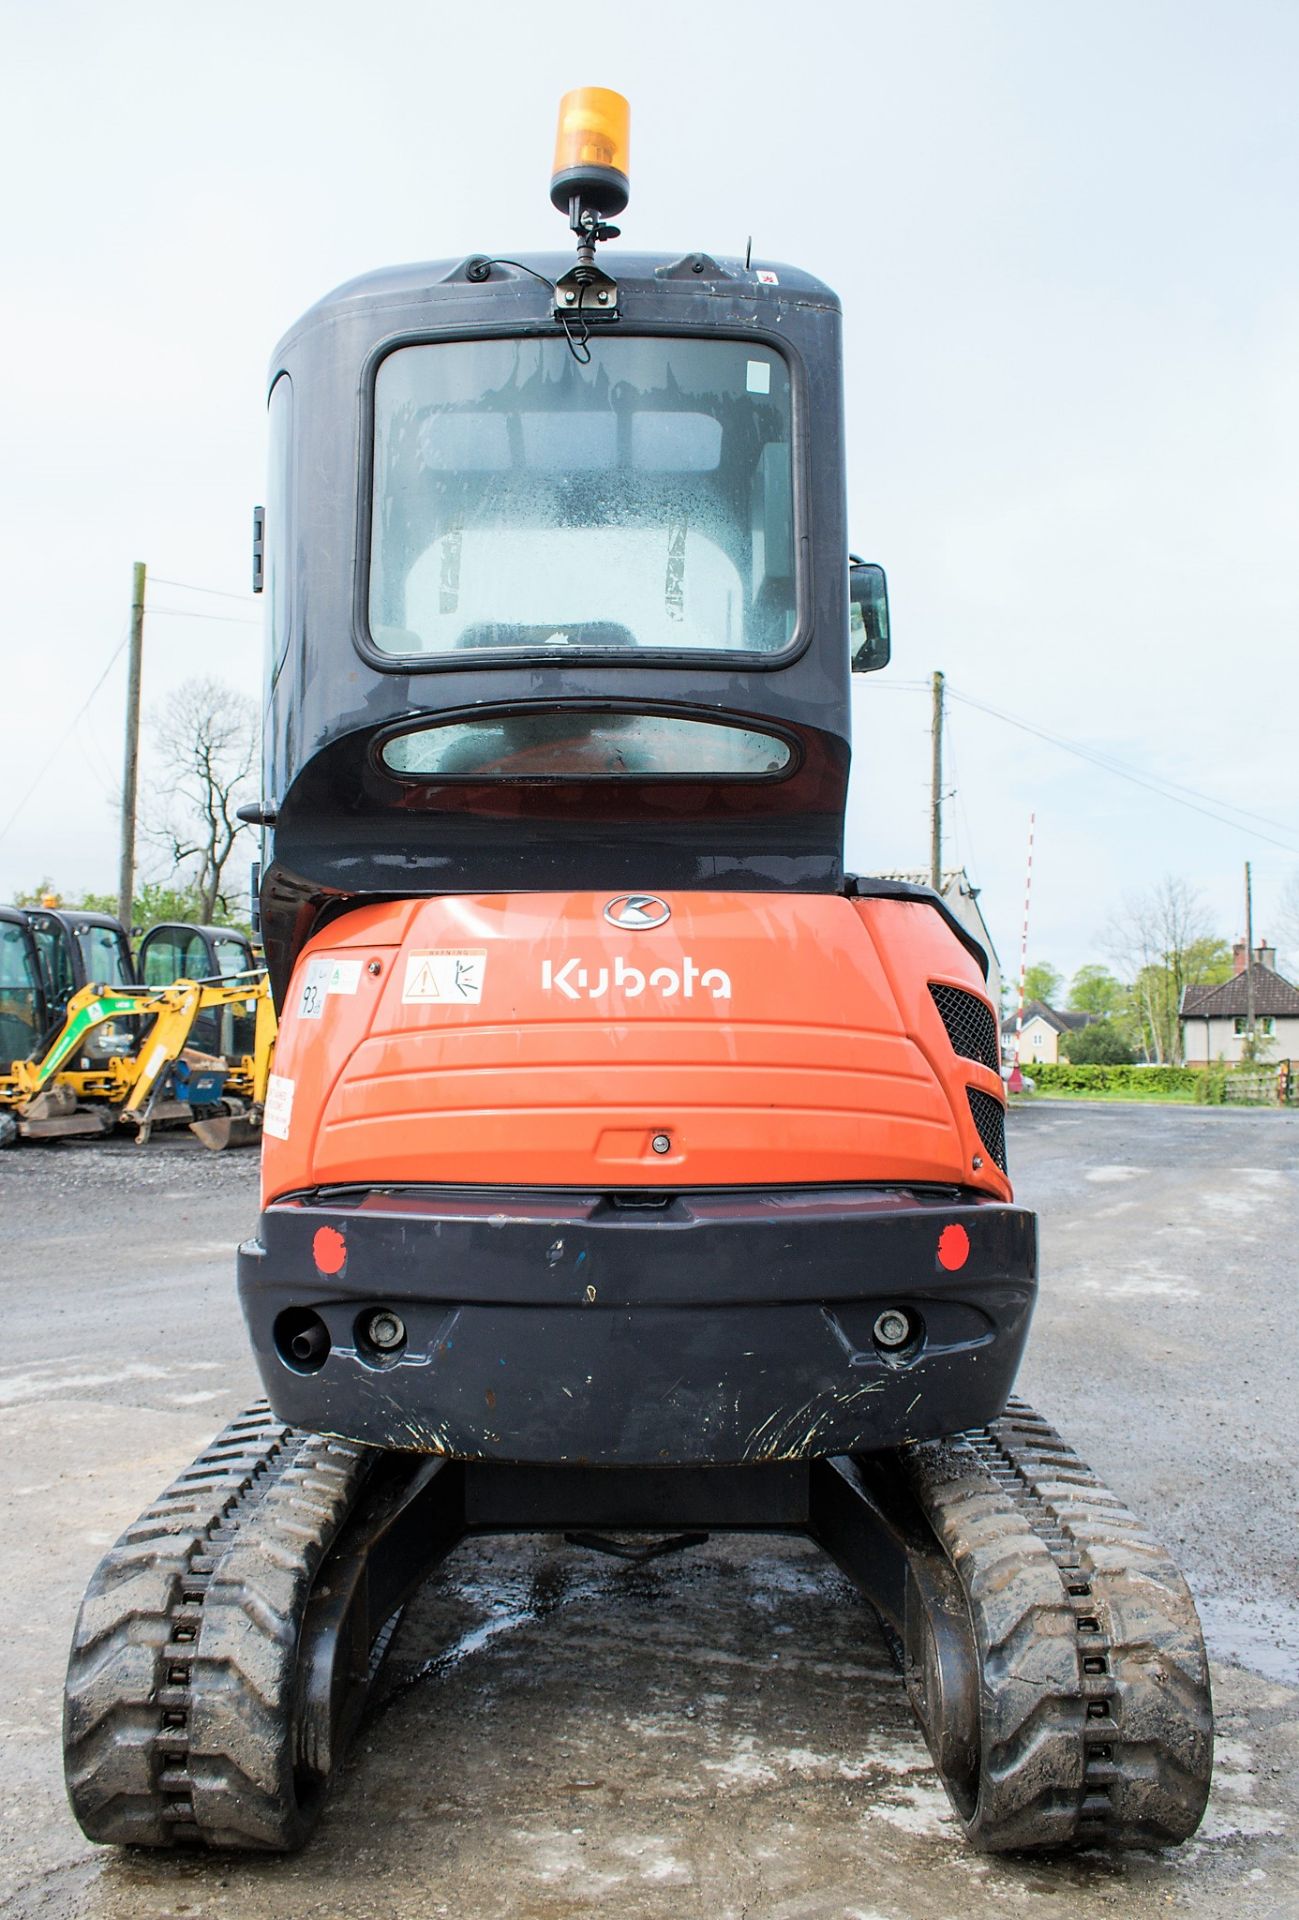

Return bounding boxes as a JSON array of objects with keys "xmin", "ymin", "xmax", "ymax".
[{"xmin": 237, "ymin": 1184, "xmax": 1037, "ymax": 1466}]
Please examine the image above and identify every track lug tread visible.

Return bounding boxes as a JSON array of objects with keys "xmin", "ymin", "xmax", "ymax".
[
  {"xmin": 896, "ymin": 1396, "xmax": 1212, "ymax": 1851},
  {"xmin": 65, "ymin": 1404, "xmax": 372, "ymax": 1853}
]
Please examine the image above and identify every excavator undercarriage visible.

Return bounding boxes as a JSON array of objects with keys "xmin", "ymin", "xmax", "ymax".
[{"xmin": 65, "ymin": 1398, "xmax": 1211, "ymax": 1854}]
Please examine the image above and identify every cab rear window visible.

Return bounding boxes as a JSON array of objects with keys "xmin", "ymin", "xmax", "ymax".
[{"xmin": 380, "ymin": 712, "xmax": 793, "ymax": 780}]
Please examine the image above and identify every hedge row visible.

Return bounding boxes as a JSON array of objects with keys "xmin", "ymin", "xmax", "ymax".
[{"xmin": 1027, "ymin": 1063, "xmax": 1203, "ymax": 1096}]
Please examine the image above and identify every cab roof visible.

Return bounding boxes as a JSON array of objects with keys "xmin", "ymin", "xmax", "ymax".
[{"xmin": 272, "ymin": 251, "xmax": 841, "ymax": 364}]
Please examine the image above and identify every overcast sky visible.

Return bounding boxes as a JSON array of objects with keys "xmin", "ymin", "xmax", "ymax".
[{"xmin": 1, "ymin": 0, "xmax": 1295, "ymax": 984}]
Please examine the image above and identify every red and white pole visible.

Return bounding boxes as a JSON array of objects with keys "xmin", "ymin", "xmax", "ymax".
[{"xmin": 1008, "ymin": 812, "xmax": 1035, "ymax": 1093}]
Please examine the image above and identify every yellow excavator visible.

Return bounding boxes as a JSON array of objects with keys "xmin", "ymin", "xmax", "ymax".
[{"xmin": 0, "ymin": 971, "xmax": 276, "ymax": 1148}]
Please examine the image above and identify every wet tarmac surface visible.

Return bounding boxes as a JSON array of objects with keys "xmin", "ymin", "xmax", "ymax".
[{"xmin": 1, "ymin": 1102, "xmax": 1296, "ymax": 1918}]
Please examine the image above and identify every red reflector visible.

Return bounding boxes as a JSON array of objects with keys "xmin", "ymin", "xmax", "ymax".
[
  {"xmin": 937, "ymin": 1224, "xmax": 970, "ymax": 1272},
  {"xmin": 313, "ymin": 1226, "xmax": 347, "ymax": 1275}
]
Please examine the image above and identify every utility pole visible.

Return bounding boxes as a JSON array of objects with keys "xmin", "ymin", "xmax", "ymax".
[
  {"xmin": 1244, "ymin": 859, "xmax": 1255, "ymax": 1045},
  {"xmin": 117, "ymin": 562, "xmax": 146, "ymax": 930},
  {"xmin": 930, "ymin": 669, "xmax": 944, "ymax": 892}
]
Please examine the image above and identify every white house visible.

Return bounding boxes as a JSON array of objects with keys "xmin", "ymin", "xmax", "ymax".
[
  {"xmin": 1179, "ymin": 943, "xmax": 1299, "ymax": 1065},
  {"xmin": 1001, "ymin": 999, "xmax": 1096, "ymax": 1066}
]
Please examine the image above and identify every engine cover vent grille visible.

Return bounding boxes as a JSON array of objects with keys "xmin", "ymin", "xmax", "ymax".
[
  {"xmin": 930, "ymin": 983, "xmax": 999, "ymax": 1072},
  {"xmin": 967, "ymin": 1087, "xmax": 1008, "ymax": 1173}
]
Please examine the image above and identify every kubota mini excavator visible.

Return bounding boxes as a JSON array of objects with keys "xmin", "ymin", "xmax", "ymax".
[{"xmin": 64, "ymin": 90, "xmax": 1212, "ymax": 1855}]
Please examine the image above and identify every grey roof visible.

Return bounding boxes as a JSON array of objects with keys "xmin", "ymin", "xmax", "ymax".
[
  {"xmin": 1180, "ymin": 963, "xmax": 1299, "ymax": 1020},
  {"xmin": 1001, "ymin": 999, "xmax": 1097, "ymax": 1035}
]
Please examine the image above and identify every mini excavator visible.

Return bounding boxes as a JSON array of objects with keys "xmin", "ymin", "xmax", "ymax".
[{"xmin": 64, "ymin": 91, "xmax": 1212, "ymax": 1854}]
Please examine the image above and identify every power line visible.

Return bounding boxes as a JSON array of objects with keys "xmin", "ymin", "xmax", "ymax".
[
  {"xmin": 0, "ymin": 625, "xmax": 130, "ymax": 848},
  {"xmin": 150, "ymin": 576, "xmax": 257, "ymax": 604},
  {"xmin": 976, "ymin": 692, "xmax": 1295, "ymax": 837},
  {"xmin": 944, "ymin": 699, "xmax": 983, "ymax": 880},
  {"xmin": 944, "ymin": 684, "xmax": 1299, "ymax": 856},
  {"xmin": 73, "ymin": 708, "xmax": 118, "ymax": 799},
  {"xmin": 948, "ymin": 685, "xmax": 1295, "ymax": 837},
  {"xmin": 146, "ymin": 605, "xmax": 261, "ymax": 628},
  {"xmin": 870, "ymin": 675, "xmax": 1296, "ymax": 843}
]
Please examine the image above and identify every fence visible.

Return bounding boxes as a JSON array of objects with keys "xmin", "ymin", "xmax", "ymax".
[{"xmin": 1221, "ymin": 1061, "xmax": 1295, "ymax": 1105}]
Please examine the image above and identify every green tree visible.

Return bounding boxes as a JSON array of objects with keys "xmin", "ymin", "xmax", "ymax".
[
  {"xmin": 1068, "ymin": 964, "xmax": 1128, "ymax": 1019},
  {"xmin": 1022, "ymin": 961, "xmax": 1063, "ymax": 1007},
  {"xmin": 80, "ymin": 880, "xmax": 248, "ymax": 937},
  {"xmin": 1238, "ymin": 1022, "xmax": 1277, "ymax": 1067},
  {"xmin": 11, "ymin": 879, "xmax": 250, "ymax": 938},
  {"xmin": 12, "ymin": 878, "xmax": 59, "ymax": 907},
  {"xmin": 1059, "ymin": 1021, "xmax": 1136, "ymax": 1065}
]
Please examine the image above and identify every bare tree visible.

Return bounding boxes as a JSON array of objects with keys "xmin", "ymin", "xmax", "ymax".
[
  {"xmin": 145, "ymin": 677, "xmax": 258, "ymax": 923},
  {"xmin": 1275, "ymin": 869, "xmax": 1299, "ymax": 976},
  {"xmin": 1104, "ymin": 876, "xmax": 1229, "ymax": 1065}
]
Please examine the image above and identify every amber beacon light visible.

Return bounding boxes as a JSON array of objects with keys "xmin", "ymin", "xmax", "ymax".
[{"xmin": 550, "ymin": 87, "xmax": 631, "ymax": 220}]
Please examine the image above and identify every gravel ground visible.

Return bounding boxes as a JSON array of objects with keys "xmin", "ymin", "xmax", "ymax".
[{"xmin": 0, "ymin": 1103, "xmax": 1296, "ymax": 1920}]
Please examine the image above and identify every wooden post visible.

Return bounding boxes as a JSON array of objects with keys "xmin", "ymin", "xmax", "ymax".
[
  {"xmin": 1245, "ymin": 860, "xmax": 1255, "ymax": 1045},
  {"xmin": 117, "ymin": 563, "xmax": 146, "ymax": 929}
]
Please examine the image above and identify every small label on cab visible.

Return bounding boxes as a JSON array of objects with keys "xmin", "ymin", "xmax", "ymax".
[
  {"xmin": 298, "ymin": 956, "xmax": 362, "ymax": 1019},
  {"xmin": 264, "ymin": 1073, "xmax": 294, "ymax": 1140},
  {"xmin": 402, "ymin": 950, "xmax": 487, "ymax": 1004}
]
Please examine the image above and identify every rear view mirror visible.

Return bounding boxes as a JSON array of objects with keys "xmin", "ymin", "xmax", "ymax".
[{"xmin": 849, "ymin": 560, "xmax": 890, "ymax": 673}]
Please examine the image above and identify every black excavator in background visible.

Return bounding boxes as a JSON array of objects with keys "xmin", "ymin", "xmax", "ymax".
[
  {"xmin": 1, "ymin": 908, "xmax": 267, "ymax": 1145},
  {"xmin": 62, "ymin": 91, "xmax": 1212, "ymax": 1857}
]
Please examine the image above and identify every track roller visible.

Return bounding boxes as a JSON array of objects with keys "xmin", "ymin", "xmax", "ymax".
[{"xmin": 811, "ymin": 1398, "xmax": 1213, "ymax": 1850}]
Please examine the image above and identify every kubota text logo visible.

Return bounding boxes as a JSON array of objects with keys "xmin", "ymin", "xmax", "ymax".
[{"xmin": 542, "ymin": 955, "xmax": 732, "ymax": 1001}]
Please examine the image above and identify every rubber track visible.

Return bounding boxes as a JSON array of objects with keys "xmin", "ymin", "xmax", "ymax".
[
  {"xmin": 64, "ymin": 1403, "xmax": 371, "ymax": 1851},
  {"xmin": 904, "ymin": 1396, "xmax": 1213, "ymax": 1850}
]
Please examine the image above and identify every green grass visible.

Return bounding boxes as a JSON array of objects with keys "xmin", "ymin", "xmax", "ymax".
[{"xmin": 1011, "ymin": 1087, "xmax": 1285, "ymax": 1109}]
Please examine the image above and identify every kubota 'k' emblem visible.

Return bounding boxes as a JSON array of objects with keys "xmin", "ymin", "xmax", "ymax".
[{"xmin": 603, "ymin": 893, "xmax": 671, "ymax": 930}]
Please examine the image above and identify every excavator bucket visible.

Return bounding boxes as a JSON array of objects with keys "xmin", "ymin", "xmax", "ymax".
[
  {"xmin": 189, "ymin": 1104, "xmax": 261, "ymax": 1151},
  {"xmin": 19, "ymin": 1084, "xmax": 113, "ymax": 1139},
  {"xmin": 20, "ymin": 1084, "xmax": 78, "ymax": 1123}
]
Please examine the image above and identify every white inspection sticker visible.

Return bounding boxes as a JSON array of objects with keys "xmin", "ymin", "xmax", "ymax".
[
  {"xmin": 298, "ymin": 956, "xmax": 363, "ymax": 1020},
  {"xmin": 264, "ymin": 1073, "xmax": 294, "ymax": 1140},
  {"xmin": 746, "ymin": 358, "xmax": 772, "ymax": 394},
  {"xmin": 402, "ymin": 949, "xmax": 487, "ymax": 1005}
]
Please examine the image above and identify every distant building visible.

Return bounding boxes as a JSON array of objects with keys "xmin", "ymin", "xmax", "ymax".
[
  {"xmin": 1001, "ymin": 999, "xmax": 1097, "ymax": 1066},
  {"xmin": 1179, "ymin": 942, "xmax": 1299, "ymax": 1064},
  {"xmin": 875, "ymin": 869, "xmax": 1002, "ymax": 1014}
]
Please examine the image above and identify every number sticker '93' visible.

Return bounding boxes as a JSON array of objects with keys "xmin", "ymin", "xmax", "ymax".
[{"xmin": 297, "ymin": 957, "xmax": 362, "ymax": 1020}]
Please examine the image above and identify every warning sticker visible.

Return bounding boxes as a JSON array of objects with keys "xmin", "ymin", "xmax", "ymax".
[
  {"xmin": 298, "ymin": 956, "xmax": 362, "ymax": 1020},
  {"xmin": 755, "ymin": 269, "xmax": 779, "ymax": 286},
  {"xmin": 746, "ymin": 359, "xmax": 772, "ymax": 394},
  {"xmin": 264, "ymin": 1073, "xmax": 294, "ymax": 1140},
  {"xmin": 402, "ymin": 949, "xmax": 487, "ymax": 1005}
]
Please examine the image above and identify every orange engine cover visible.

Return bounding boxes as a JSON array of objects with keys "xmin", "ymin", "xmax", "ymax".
[{"xmin": 260, "ymin": 892, "xmax": 1009, "ymax": 1205}]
